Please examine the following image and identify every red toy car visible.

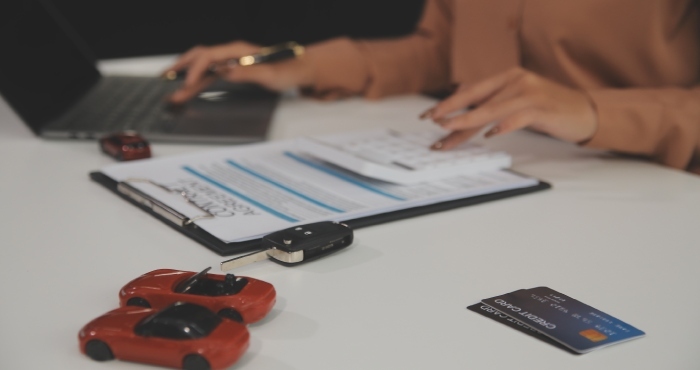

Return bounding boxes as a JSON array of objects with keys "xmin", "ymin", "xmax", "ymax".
[
  {"xmin": 119, "ymin": 268, "xmax": 276, "ymax": 324},
  {"xmin": 79, "ymin": 302, "xmax": 249, "ymax": 370},
  {"xmin": 100, "ymin": 132, "xmax": 151, "ymax": 161}
]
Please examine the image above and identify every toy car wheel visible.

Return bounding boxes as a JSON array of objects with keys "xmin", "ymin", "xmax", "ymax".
[
  {"xmin": 217, "ymin": 308, "xmax": 243, "ymax": 323},
  {"xmin": 126, "ymin": 297, "xmax": 151, "ymax": 308},
  {"xmin": 85, "ymin": 340, "xmax": 114, "ymax": 362},
  {"xmin": 183, "ymin": 354, "xmax": 210, "ymax": 370}
]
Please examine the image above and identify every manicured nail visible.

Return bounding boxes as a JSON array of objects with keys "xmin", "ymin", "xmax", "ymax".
[
  {"xmin": 419, "ymin": 108, "xmax": 435, "ymax": 120},
  {"xmin": 162, "ymin": 70, "xmax": 178, "ymax": 80},
  {"xmin": 485, "ymin": 126, "xmax": 501, "ymax": 138},
  {"xmin": 430, "ymin": 141, "xmax": 444, "ymax": 150}
]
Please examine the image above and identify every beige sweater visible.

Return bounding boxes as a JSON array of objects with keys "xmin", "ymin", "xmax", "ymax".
[{"xmin": 306, "ymin": 0, "xmax": 700, "ymax": 173}]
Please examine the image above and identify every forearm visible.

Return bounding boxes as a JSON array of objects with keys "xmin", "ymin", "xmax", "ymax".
[
  {"xmin": 304, "ymin": 0, "xmax": 452, "ymax": 99},
  {"xmin": 584, "ymin": 86, "xmax": 700, "ymax": 170}
]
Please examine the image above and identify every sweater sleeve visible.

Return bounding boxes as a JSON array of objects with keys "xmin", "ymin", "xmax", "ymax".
[
  {"xmin": 303, "ymin": 0, "xmax": 453, "ymax": 100},
  {"xmin": 583, "ymin": 86, "xmax": 700, "ymax": 171}
]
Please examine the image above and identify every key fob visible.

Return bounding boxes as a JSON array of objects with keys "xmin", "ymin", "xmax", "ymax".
[{"xmin": 263, "ymin": 221, "xmax": 354, "ymax": 266}]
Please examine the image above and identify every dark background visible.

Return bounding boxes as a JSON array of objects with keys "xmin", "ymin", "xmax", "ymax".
[{"xmin": 50, "ymin": 0, "xmax": 425, "ymax": 59}]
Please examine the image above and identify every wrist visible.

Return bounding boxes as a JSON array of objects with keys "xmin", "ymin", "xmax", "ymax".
[
  {"xmin": 299, "ymin": 38, "xmax": 369, "ymax": 97},
  {"xmin": 576, "ymin": 90, "xmax": 599, "ymax": 144},
  {"xmin": 297, "ymin": 45, "xmax": 320, "ymax": 88}
]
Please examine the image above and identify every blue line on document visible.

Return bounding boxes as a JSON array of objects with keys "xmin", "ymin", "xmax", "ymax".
[
  {"xmin": 225, "ymin": 159, "xmax": 345, "ymax": 213},
  {"xmin": 182, "ymin": 166, "xmax": 298, "ymax": 222},
  {"xmin": 283, "ymin": 152, "xmax": 405, "ymax": 201}
]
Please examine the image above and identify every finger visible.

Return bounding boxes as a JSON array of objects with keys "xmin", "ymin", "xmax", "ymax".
[
  {"xmin": 430, "ymin": 127, "xmax": 483, "ymax": 151},
  {"xmin": 484, "ymin": 110, "xmax": 537, "ymax": 138},
  {"xmin": 226, "ymin": 64, "xmax": 273, "ymax": 82},
  {"xmin": 167, "ymin": 75, "xmax": 218, "ymax": 104},
  {"xmin": 418, "ymin": 77, "xmax": 523, "ymax": 120},
  {"xmin": 225, "ymin": 61, "xmax": 303, "ymax": 91},
  {"xmin": 437, "ymin": 94, "xmax": 531, "ymax": 132},
  {"xmin": 209, "ymin": 42, "xmax": 260, "ymax": 61},
  {"xmin": 184, "ymin": 55, "xmax": 216, "ymax": 87},
  {"xmin": 180, "ymin": 46, "xmax": 237, "ymax": 86},
  {"xmin": 197, "ymin": 43, "xmax": 264, "ymax": 76},
  {"xmin": 163, "ymin": 46, "xmax": 206, "ymax": 75},
  {"xmin": 187, "ymin": 43, "xmax": 268, "ymax": 86},
  {"xmin": 431, "ymin": 68, "xmax": 525, "ymax": 120}
]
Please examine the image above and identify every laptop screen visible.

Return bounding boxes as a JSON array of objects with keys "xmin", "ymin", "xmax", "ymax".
[{"xmin": 0, "ymin": 0, "xmax": 100, "ymax": 133}]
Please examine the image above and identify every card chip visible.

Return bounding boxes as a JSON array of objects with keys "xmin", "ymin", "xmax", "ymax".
[{"xmin": 579, "ymin": 329, "xmax": 608, "ymax": 342}]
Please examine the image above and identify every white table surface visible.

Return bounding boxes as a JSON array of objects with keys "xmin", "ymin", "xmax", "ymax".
[{"xmin": 1, "ymin": 56, "xmax": 699, "ymax": 370}]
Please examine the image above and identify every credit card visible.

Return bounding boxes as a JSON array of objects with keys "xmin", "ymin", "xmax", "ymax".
[
  {"xmin": 480, "ymin": 287, "xmax": 645, "ymax": 353},
  {"xmin": 467, "ymin": 303, "xmax": 579, "ymax": 354}
]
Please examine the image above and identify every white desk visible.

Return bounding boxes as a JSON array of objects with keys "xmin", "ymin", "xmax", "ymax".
[{"xmin": 1, "ymin": 57, "xmax": 699, "ymax": 370}]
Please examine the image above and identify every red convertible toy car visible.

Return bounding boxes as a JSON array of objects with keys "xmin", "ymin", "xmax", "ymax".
[
  {"xmin": 79, "ymin": 302, "xmax": 249, "ymax": 370},
  {"xmin": 119, "ymin": 268, "xmax": 276, "ymax": 324}
]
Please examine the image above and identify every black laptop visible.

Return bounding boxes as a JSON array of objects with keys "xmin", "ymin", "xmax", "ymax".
[{"xmin": 0, "ymin": 0, "xmax": 279, "ymax": 144}]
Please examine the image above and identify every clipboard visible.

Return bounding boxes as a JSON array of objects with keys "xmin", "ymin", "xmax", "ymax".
[{"xmin": 90, "ymin": 171, "xmax": 550, "ymax": 256}]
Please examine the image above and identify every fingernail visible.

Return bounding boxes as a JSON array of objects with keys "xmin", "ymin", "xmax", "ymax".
[
  {"xmin": 430, "ymin": 141, "xmax": 444, "ymax": 150},
  {"xmin": 162, "ymin": 70, "xmax": 177, "ymax": 80},
  {"xmin": 419, "ymin": 108, "xmax": 435, "ymax": 120},
  {"xmin": 165, "ymin": 70, "xmax": 187, "ymax": 81},
  {"xmin": 485, "ymin": 126, "xmax": 501, "ymax": 138}
]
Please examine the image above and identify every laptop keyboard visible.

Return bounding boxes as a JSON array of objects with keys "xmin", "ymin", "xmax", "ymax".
[{"xmin": 51, "ymin": 76, "xmax": 179, "ymax": 133}]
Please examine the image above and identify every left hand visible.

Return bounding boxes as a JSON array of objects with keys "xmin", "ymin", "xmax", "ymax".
[
  {"xmin": 165, "ymin": 41, "xmax": 317, "ymax": 104},
  {"xmin": 420, "ymin": 67, "xmax": 598, "ymax": 150}
]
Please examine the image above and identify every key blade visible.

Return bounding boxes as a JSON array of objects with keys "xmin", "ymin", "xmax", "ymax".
[{"xmin": 220, "ymin": 250, "xmax": 270, "ymax": 271}]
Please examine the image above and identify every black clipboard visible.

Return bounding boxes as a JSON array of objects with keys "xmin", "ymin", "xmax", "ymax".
[{"xmin": 90, "ymin": 171, "xmax": 550, "ymax": 256}]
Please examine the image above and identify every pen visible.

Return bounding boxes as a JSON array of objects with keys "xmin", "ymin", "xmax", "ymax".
[{"xmin": 163, "ymin": 41, "xmax": 305, "ymax": 81}]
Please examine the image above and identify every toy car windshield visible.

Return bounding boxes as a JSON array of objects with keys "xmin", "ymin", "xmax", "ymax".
[
  {"xmin": 134, "ymin": 302, "xmax": 222, "ymax": 339},
  {"xmin": 175, "ymin": 267, "xmax": 211, "ymax": 294},
  {"xmin": 125, "ymin": 141, "xmax": 148, "ymax": 149},
  {"xmin": 174, "ymin": 267, "xmax": 248, "ymax": 296}
]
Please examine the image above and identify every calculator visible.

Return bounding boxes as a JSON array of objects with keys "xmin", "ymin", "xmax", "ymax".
[{"xmin": 295, "ymin": 129, "xmax": 512, "ymax": 184}]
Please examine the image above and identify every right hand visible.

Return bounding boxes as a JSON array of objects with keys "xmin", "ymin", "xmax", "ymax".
[
  {"xmin": 420, "ymin": 67, "xmax": 598, "ymax": 150},
  {"xmin": 165, "ymin": 41, "xmax": 316, "ymax": 104}
]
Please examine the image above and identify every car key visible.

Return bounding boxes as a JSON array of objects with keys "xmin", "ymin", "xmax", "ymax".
[{"xmin": 220, "ymin": 221, "xmax": 354, "ymax": 271}]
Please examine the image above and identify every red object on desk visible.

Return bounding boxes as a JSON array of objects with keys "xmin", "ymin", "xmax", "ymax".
[
  {"xmin": 119, "ymin": 268, "xmax": 276, "ymax": 324},
  {"xmin": 78, "ymin": 302, "xmax": 249, "ymax": 369},
  {"xmin": 99, "ymin": 132, "xmax": 151, "ymax": 161}
]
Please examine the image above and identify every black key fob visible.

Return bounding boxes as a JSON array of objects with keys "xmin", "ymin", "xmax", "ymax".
[{"xmin": 262, "ymin": 221, "xmax": 354, "ymax": 266}]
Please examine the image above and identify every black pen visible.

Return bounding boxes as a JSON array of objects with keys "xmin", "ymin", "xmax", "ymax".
[{"xmin": 163, "ymin": 41, "xmax": 305, "ymax": 81}]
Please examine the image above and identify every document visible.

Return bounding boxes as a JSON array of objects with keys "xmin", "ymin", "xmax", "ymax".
[{"xmin": 101, "ymin": 140, "xmax": 538, "ymax": 243}]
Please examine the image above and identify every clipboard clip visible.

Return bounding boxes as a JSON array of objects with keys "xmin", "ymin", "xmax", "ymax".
[{"xmin": 117, "ymin": 178, "xmax": 215, "ymax": 227}]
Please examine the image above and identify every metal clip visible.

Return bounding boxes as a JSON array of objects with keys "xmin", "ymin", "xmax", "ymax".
[{"xmin": 117, "ymin": 178, "xmax": 215, "ymax": 226}]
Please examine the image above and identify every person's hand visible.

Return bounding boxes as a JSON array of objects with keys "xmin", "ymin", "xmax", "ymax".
[
  {"xmin": 419, "ymin": 67, "xmax": 598, "ymax": 150},
  {"xmin": 165, "ymin": 41, "xmax": 316, "ymax": 104}
]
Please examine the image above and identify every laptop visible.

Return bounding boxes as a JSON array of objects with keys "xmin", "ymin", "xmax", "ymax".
[{"xmin": 0, "ymin": 0, "xmax": 279, "ymax": 144}]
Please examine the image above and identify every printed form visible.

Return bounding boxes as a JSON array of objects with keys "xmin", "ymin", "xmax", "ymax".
[{"xmin": 101, "ymin": 140, "xmax": 538, "ymax": 243}]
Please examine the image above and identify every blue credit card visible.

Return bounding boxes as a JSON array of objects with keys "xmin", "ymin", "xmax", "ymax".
[{"xmin": 481, "ymin": 287, "xmax": 645, "ymax": 353}]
